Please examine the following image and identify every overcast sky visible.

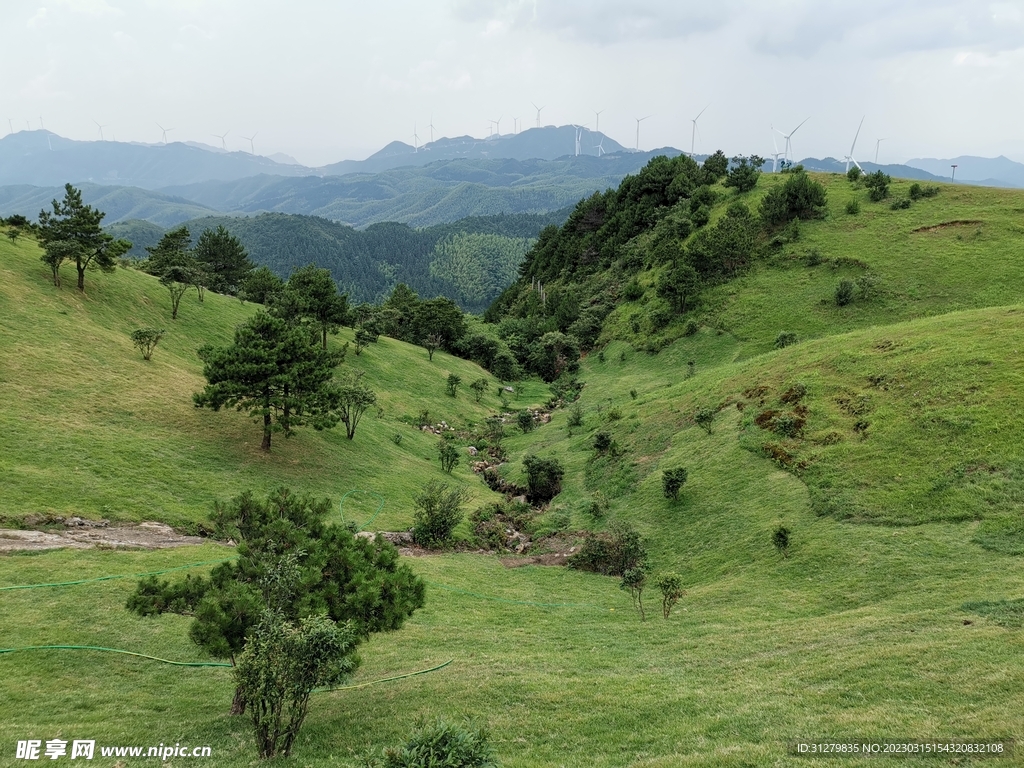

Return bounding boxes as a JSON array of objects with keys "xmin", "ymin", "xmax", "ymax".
[{"xmin": 4, "ymin": 0, "xmax": 1023, "ymax": 167}]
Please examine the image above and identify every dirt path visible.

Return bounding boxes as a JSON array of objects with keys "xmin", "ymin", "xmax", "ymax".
[{"xmin": 0, "ymin": 518, "xmax": 207, "ymax": 553}]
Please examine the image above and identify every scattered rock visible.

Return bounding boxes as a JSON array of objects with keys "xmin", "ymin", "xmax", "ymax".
[
  {"xmin": 467, "ymin": 446, "xmax": 478, "ymax": 456},
  {"xmin": 0, "ymin": 521, "xmax": 206, "ymax": 553}
]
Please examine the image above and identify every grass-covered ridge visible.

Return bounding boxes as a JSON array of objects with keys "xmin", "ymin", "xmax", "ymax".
[{"xmin": 0, "ymin": 235, "xmax": 516, "ymax": 529}]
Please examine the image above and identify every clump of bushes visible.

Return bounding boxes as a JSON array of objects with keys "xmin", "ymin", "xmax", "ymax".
[
  {"xmin": 864, "ymin": 170, "xmax": 891, "ymax": 202},
  {"xmin": 772, "ymin": 525, "xmax": 791, "ymax": 557},
  {"xmin": 845, "ymin": 198, "xmax": 861, "ymax": 215},
  {"xmin": 890, "ymin": 197, "xmax": 911, "ymax": 210},
  {"xmin": 909, "ymin": 182, "xmax": 939, "ymax": 200},
  {"xmin": 656, "ymin": 572, "xmax": 685, "ymax": 618},
  {"xmin": 682, "ymin": 318, "xmax": 699, "ymax": 337},
  {"xmin": 694, "ymin": 406, "xmax": 716, "ymax": 434},
  {"xmin": 568, "ymin": 523, "xmax": 648, "ymax": 576}
]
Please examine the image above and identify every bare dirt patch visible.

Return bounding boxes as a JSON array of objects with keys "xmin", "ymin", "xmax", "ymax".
[{"xmin": 0, "ymin": 518, "xmax": 206, "ymax": 553}]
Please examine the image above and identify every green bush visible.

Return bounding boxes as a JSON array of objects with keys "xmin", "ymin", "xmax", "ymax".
[
  {"xmin": 694, "ymin": 406, "xmax": 716, "ymax": 435},
  {"xmin": 517, "ymin": 410, "xmax": 535, "ymax": 433},
  {"xmin": 864, "ymin": 170, "xmax": 891, "ymax": 202},
  {"xmin": 593, "ymin": 431, "xmax": 612, "ymax": 454},
  {"xmin": 759, "ymin": 169, "xmax": 828, "ymax": 228},
  {"xmin": 621, "ymin": 280, "xmax": 644, "ymax": 301},
  {"xmin": 412, "ymin": 482, "xmax": 470, "ymax": 548},
  {"xmin": 834, "ymin": 279, "xmax": 856, "ymax": 306},
  {"xmin": 366, "ymin": 719, "xmax": 496, "ymax": 768},
  {"xmin": 446, "ymin": 374, "xmax": 461, "ymax": 397},
  {"xmin": 662, "ymin": 467, "xmax": 688, "ymax": 500},
  {"xmin": 567, "ymin": 402, "xmax": 584, "ymax": 428},
  {"xmin": 568, "ymin": 523, "xmax": 648, "ymax": 576},
  {"xmin": 438, "ymin": 437, "xmax": 459, "ymax": 474},
  {"xmin": 805, "ymin": 248, "xmax": 824, "ymax": 266},
  {"xmin": 846, "ymin": 166, "xmax": 862, "ymax": 182},
  {"xmin": 774, "ymin": 331, "xmax": 798, "ymax": 349},
  {"xmin": 890, "ymin": 197, "xmax": 911, "ymax": 210},
  {"xmin": 682, "ymin": 318, "xmax": 699, "ymax": 337},
  {"xmin": 522, "ymin": 455, "xmax": 564, "ymax": 504},
  {"xmin": 844, "ymin": 198, "xmax": 861, "ymax": 215},
  {"xmin": 655, "ymin": 572, "xmax": 685, "ymax": 618}
]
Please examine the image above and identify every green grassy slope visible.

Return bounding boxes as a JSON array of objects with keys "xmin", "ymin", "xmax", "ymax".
[
  {"xmin": 0, "ymin": 236, "xmax": 515, "ymax": 530},
  {"xmin": 606, "ymin": 175, "xmax": 1024, "ymax": 359},
  {"xmin": 3, "ymin": 176, "xmax": 1024, "ymax": 768}
]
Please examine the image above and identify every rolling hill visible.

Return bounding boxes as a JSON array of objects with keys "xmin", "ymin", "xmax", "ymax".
[{"xmin": 3, "ymin": 168, "xmax": 1024, "ymax": 766}]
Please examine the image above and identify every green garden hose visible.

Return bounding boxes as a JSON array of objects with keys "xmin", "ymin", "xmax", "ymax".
[
  {"xmin": 339, "ymin": 489, "xmax": 386, "ymax": 531},
  {"xmin": 0, "ymin": 645, "xmax": 233, "ymax": 667},
  {"xmin": 0, "ymin": 559, "xmax": 234, "ymax": 592}
]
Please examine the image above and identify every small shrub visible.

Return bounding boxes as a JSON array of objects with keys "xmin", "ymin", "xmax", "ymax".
[
  {"xmin": 438, "ymin": 437, "xmax": 459, "ymax": 474},
  {"xmin": 682, "ymin": 318, "xmax": 699, "ymax": 337},
  {"xmin": 606, "ymin": 407, "xmax": 622, "ymax": 421},
  {"xmin": 834, "ymin": 279, "xmax": 855, "ymax": 306},
  {"xmin": 446, "ymin": 373, "xmax": 462, "ymax": 397},
  {"xmin": 890, "ymin": 197, "xmax": 911, "ymax": 210},
  {"xmin": 686, "ymin": 360, "xmax": 696, "ymax": 378},
  {"xmin": 844, "ymin": 198, "xmax": 861, "ymax": 216},
  {"xmin": 366, "ymin": 719, "xmax": 496, "ymax": 768},
  {"xmin": 130, "ymin": 328, "xmax": 165, "ymax": 361},
  {"xmin": 391, "ymin": 433, "xmax": 403, "ymax": 446},
  {"xmin": 846, "ymin": 166, "xmax": 862, "ymax": 182},
  {"xmin": 522, "ymin": 455, "xmax": 564, "ymax": 504},
  {"xmin": 412, "ymin": 481, "xmax": 470, "ymax": 548},
  {"xmin": 417, "ymin": 409, "xmax": 431, "ymax": 428},
  {"xmin": 583, "ymin": 493, "xmax": 608, "ymax": 519},
  {"xmin": 593, "ymin": 431, "xmax": 613, "ymax": 454},
  {"xmin": 774, "ymin": 331, "xmax": 798, "ymax": 349},
  {"xmin": 649, "ymin": 305, "xmax": 672, "ymax": 330},
  {"xmin": 619, "ymin": 350, "xmax": 627, "ymax": 362},
  {"xmin": 629, "ymin": 388, "xmax": 638, "ymax": 400},
  {"xmin": 469, "ymin": 378, "xmax": 489, "ymax": 402},
  {"xmin": 804, "ymin": 248, "xmax": 823, "ymax": 266},
  {"xmin": 517, "ymin": 410, "xmax": 535, "ymax": 433},
  {"xmin": 656, "ymin": 572, "xmax": 685, "ymax": 618},
  {"xmin": 773, "ymin": 414, "xmax": 803, "ymax": 438},
  {"xmin": 772, "ymin": 525, "xmax": 791, "ymax": 557},
  {"xmin": 567, "ymin": 402, "xmax": 584, "ymax": 428},
  {"xmin": 621, "ymin": 565, "xmax": 650, "ymax": 621},
  {"xmin": 662, "ymin": 467, "xmax": 688, "ymax": 500},
  {"xmin": 622, "ymin": 280, "xmax": 644, "ymax": 301},
  {"xmin": 694, "ymin": 406, "xmax": 716, "ymax": 435},
  {"xmin": 908, "ymin": 182, "xmax": 923, "ymax": 200},
  {"xmin": 597, "ymin": 350, "xmax": 606, "ymax": 362},
  {"xmin": 855, "ymin": 274, "xmax": 880, "ymax": 300}
]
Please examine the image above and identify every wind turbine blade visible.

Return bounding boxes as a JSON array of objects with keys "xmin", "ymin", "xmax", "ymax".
[
  {"xmin": 694, "ymin": 103, "xmax": 710, "ymax": 121},
  {"xmin": 849, "ymin": 115, "xmax": 864, "ymax": 156},
  {"xmin": 791, "ymin": 117, "xmax": 810, "ymax": 136}
]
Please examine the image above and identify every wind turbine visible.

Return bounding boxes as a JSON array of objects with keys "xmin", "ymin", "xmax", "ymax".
[
  {"xmin": 242, "ymin": 132, "xmax": 258, "ymax": 155},
  {"xmin": 512, "ymin": 117, "xmax": 519, "ymax": 134},
  {"xmin": 690, "ymin": 104, "xmax": 709, "ymax": 157},
  {"xmin": 775, "ymin": 117, "xmax": 809, "ymax": 163},
  {"xmin": 412, "ymin": 123, "xmax": 420, "ymax": 151},
  {"xmin": 212, "ymin": 131, "xmax": 229, "ymax": 150},
  {"xmin": 635, "ymin": 115, "xmax": 650, "ymax": 151},
  {"xmin": 594, "ymin": 109, "xmax": 604, "ymax": 133},
  {"xmin": 843, "ymin": 116, "xmax": 865, "ymax": 173},
  {"xmin": 874, "ymin": 138, "xmax": 886, "ymax": 165},
  {"xmin": 428, "ymin": 114, "xmax": 436, "ymax": 143},
  {"xmin": 770, "ymin": 127, "xmax": 785, "ymax": 173},
  {"xmin": 491, "ymin": 116, "xmax": 502, "ymax": 136},
  {"xmin": 39, "ymin": 116, "xmax": 44, "ymax": 130},
  {"xmin": 594, "ymin": 137, "xmax": 606, "ymax": 157},
  {"xmin": 46, "ymin": 133, "xmax": 53, "ymax": 151},
  {"xmin": 156, "ymin": 123, "xmax": 173, "ymax": 144},
  {"xmin": 532, "ymin": 102, "xmax": 545, "ymax": 128},
  {"xmin": 7, "ymin": 118, "xmax": 13, "ymax": 134},
  {"xmin": 571, "ymin": 124, "xmax": 587, "ymax": 156},
  {"xmin": 94, "ymin": 120, "xmax": 107, "ymax": 141}
]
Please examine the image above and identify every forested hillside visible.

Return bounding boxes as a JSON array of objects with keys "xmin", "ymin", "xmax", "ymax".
[{"xmin": 173, "ymin": 209, "xmax": 570, "ymax": 308}]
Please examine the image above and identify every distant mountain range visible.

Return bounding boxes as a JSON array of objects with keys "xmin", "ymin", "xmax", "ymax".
[
  {"xmin": 904, "ymin": 155, "xmax": 1024, "ymax": 188},
  {"xmin": 0, "ymin": 126, "xmax": 629, "ymax": 190}
]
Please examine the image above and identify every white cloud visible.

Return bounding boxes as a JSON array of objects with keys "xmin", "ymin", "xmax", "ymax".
[{"xmin": 26, "ymin": 7, "xmax": 48, "ymax": 28}]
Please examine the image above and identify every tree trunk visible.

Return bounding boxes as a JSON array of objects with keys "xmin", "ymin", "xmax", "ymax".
[
  {"xmin": 76, "ymin": 262, "xmax": 86, "ymax": 291},
  {"xmin": 322, "ymin": 327, "xmax": 328, "ymax": 350},
  {"xmin": 230, "ymin": 685, "xmax": 246, "ymax": 716},
  {"xmin": 262, "ymin": 412, "xmax": 272, "ymax": 451}
]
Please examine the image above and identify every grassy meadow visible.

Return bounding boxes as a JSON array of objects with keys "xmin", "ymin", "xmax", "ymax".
[{"xmin": 3, "ymin": 175, "xmax": 1024, "ymax": 766}]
